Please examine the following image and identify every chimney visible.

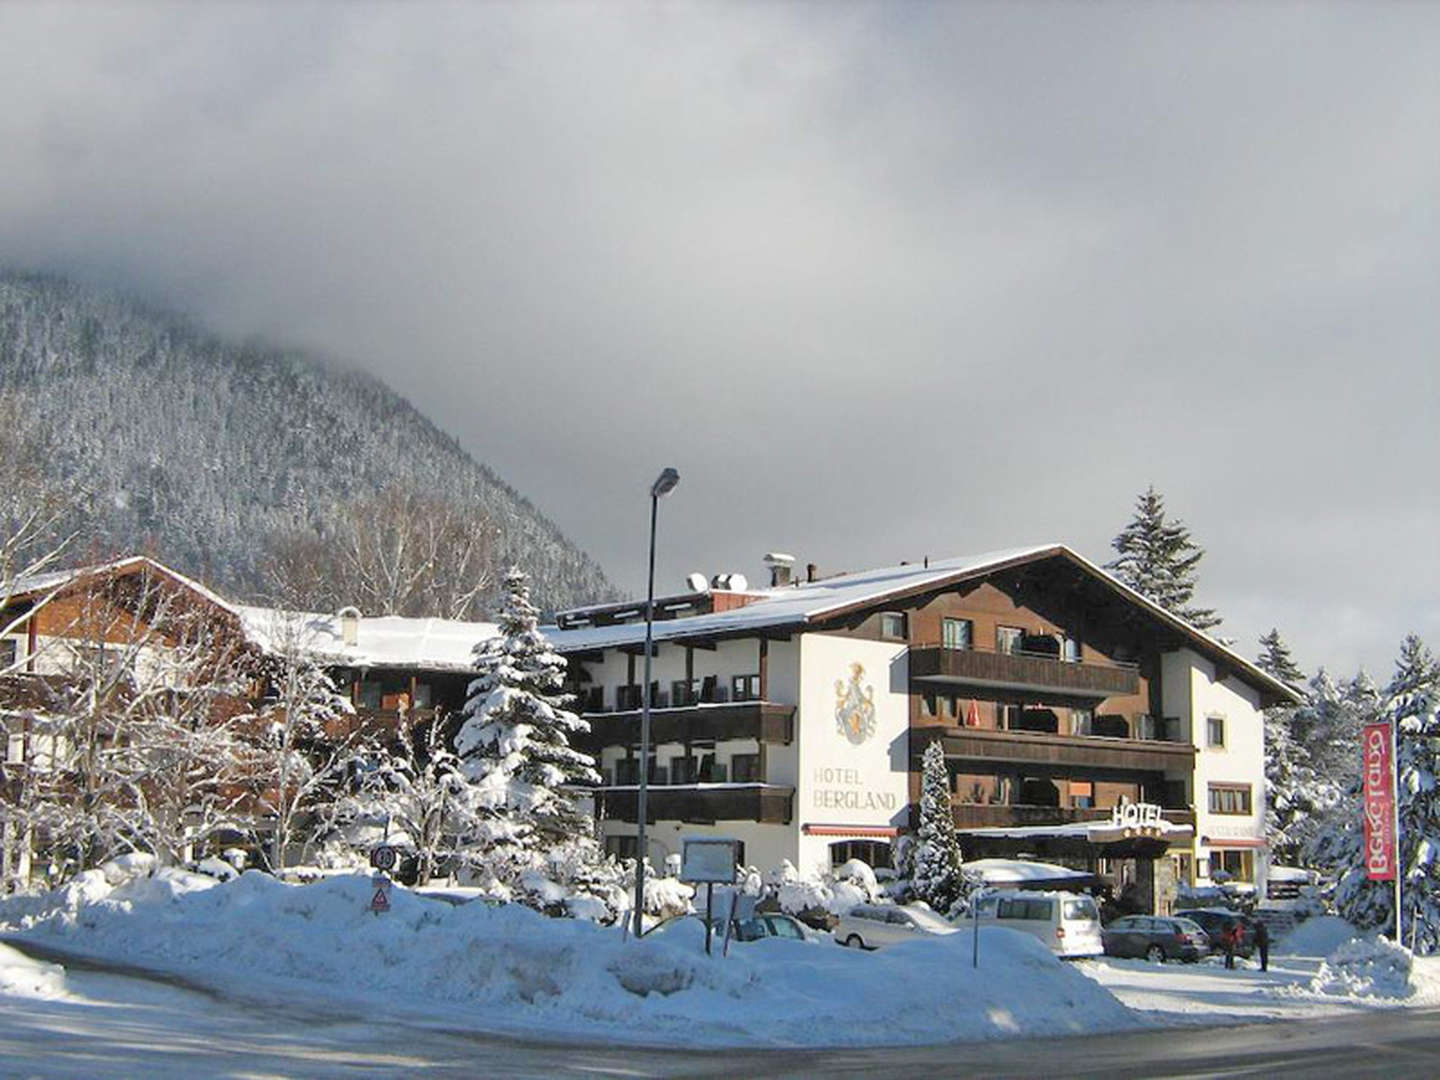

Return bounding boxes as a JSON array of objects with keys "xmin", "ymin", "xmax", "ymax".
[
  {"xmin": 337, "ymin": 606, "xmax": 361, "ymax": 647},
  {"xmin": 763, "ymin": 552, "xmax": 796, "ymax": 588},
  {"xmin": 806, "ymin": 562, "xmax": 818, "ymax": 583}
]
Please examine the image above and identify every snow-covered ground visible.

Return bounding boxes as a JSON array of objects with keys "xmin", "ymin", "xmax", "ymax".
[
  {"xmin": 1081, "ymin": 914, "xmax": 1440, "ymax": 1025},
  {"xmin": 0, "ymin": 867, "xmax": 1138, "ymax": 1048},
  {"xmin": 3, "ymin": 867, "xmax": 1439, "ymax": 1054}
]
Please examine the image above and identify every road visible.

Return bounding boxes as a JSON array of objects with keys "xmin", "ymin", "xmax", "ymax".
[{"xmin": 3, "ymin": 940, "xmax": 1438, "ymax": 1079}]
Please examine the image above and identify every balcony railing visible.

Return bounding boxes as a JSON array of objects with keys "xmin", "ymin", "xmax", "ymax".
[
  {"xmin": 919, "ymin": 725, "xmax": 1195, "ymax": 775},
  {"xmin": 909, "ymin": 644, "xmax": 1139, "ymax": 698},
  {"xmin": 595, "ymin": 783, "xmax": 794, "ymax": 825},
  {"xmin": 582, "ymin": 701, "xmax": 795, "ymax": 748}
]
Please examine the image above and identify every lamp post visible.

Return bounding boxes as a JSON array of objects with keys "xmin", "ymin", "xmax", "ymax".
[{"xmin": 633, "ymin": 466, "xmax": 679, "ymax": 938}]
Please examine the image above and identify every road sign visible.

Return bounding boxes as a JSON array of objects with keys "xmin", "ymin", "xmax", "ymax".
[
  {"xmin": 370, "ymin": 845, "xmax": 398, "ymax": 872},
  {"xmin": 370, "ymin": 875, "xmax": 391, "ymax": 914}
]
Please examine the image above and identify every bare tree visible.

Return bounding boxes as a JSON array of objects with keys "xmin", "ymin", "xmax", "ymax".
[
  {"xmin": 264, "ymin": 487, "xmax": 498, "ymax": 620},
  {"xmin": 9, "ymin": 569, "xmax": 263, "ymax": 879},
  {"xmin": 245, "ymin": 610, "xmax": 365, "ymax": 872}
]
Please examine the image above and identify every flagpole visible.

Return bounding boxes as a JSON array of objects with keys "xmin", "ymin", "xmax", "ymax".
[{"xmin": 1392, "ymin": 719, "xmax": 1403, "ymax": 944}]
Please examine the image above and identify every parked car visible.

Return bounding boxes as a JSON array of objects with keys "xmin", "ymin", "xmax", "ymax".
[
  {"xmin": 1102, "ymin": 915, "xmax": 1210, "ymax": 962},
  {"xmin": 969, "ymin": 889, "xmax": 1105, "ymax": 958},
  {"xmin": 645, "ymin": 912, "xmax": 812, "ymax": 944},
  {"xmin": 834, "ymin": 903, "xmax": 959, "ymax": 950},
  {"xmin": 1173, "ymin": 908, "xmax": 1259, "ymax": 958}
]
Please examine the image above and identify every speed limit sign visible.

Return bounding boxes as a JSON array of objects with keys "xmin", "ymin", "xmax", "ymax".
[{"xmin": 370, "ymin": 845, "xmax": 397, "ymax": 872}]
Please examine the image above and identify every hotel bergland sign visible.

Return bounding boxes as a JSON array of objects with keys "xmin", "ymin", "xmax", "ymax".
[{"xmin": 812, "ymin": 662, "xmax": 897, "ymax": 814}]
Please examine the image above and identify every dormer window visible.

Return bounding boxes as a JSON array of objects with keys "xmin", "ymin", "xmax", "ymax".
[{"xmin": 880, "ymin": 612, "xmax": 907, "ymax": 640}]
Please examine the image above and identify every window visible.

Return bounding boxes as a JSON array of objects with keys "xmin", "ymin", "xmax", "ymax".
[
  {"xmin": 605, "ymin": 835, "xmax": 639, "ymax": 860},
  {"xmin": 1061, "ymin": 635, "xmax": 1081, "ymax": 663},
  {"xmin": 671, "ymin": 679, "xmax": 699, "ymax": 707},
  {"xmin": 5, "ymin": 731, "xmax": 24, "ymax": 765},
  {"xmin": 1206, "ymin": 715, "xmax": 1226, "ymax": 748},
  {"xmin": 731, "ymin": 674, "xmax": 760, "ymax": 702},
  {"xmin": 1000, "ymin": 703, "xmax": 1024, "ymax": 730},
  {"xmin": 942, "ymin": 618, "xmax": 972, "ymax": 650},
  {"xmin": 1207, "ymin": 783, "xmax": 1252, "ymax": 815},
  {"xmin": 617, "ymin": 684, "xmax": 642, "ymax": 711},
  {"xmin": 731, "ymin": 753, "xmax": 761, "ymax": 783},
  {"xmin": 1069, "ymin": 780, "xmax": 1094, "ymax": 809},
  {"xmin": 0, "ymin": 639, "xmax": 16, "ymax": 670},
  {"xmin": 581, "ymin": 686, "xmax": 604, "ymax": 712},
  {"xmin": 615, "ymin": 757, "xmax": 639, "ymax": 785},
  {"xmin": 413, "ymin": 681, "xmax": 433, "ymax": 708},
  {"xmin": 669, "ymin": 755, "xmax": 697, "ymax": 784},
  {"xmin": 997, "ymin": 626, "xmax": 1024, "ymax": 655},
  {"xmin": 356, "ymin": 679, "xmax": 383, "ymax": 709},
  {"xmin": 880, "ymin": 612, "xmax": 907, "ymax": 640},
  {"xmin": 828, "ymin": 839, "xmax": 892, "ymax": 869},
  {"xmin": 1070, "ymin": 709, "xmax": 1093, "ymax": 736},
  {"xmin": 1212, "ymin": 849, "xmax": 1255, "ymax": 883}
]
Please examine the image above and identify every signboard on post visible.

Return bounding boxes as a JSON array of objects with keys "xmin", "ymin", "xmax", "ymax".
[
  {"xmin": 370, "ymin": 874, "xmax": 392, "ymax": 914},
  {"xmin": 680, "ymin": 838, "xmax": 739, "ymax": 883},
  {"xmin": 681, "ymin": 838, "xmax": 740, "ymax": 956},
  {"xmin": 370, "ymin": 845, "xmax": 398, "ymax": 873},
  {"xmin": 1362, "ymin": 721, "xmax": 1398, "ymax": 881}
]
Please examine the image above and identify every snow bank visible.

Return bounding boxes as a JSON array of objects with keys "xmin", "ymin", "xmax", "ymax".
[
  {"xmin": 1310, "ymin": 937, "xmax": 1416, "ymax": 999},
  {"xmin": 0, "ymin": 942, "xmax": 68, "ymax": 1000},
  {"xmin": 1280, "ymin": 916, "xmax": 1362, "ymax": 957},
  {"xmin": 5, "ymin": 871, "xmax": 1143, "ymax": 1047}
]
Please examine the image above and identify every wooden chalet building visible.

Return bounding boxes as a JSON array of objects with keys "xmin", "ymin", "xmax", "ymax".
[{"xmin": 548, "ymin": 545, "xmax": 1301, "ymax": 912}]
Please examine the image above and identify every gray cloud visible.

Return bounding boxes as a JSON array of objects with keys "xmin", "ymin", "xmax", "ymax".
[{"xmin": 1, "ymin": 2, "xmax": 1436, "ymax": 678}]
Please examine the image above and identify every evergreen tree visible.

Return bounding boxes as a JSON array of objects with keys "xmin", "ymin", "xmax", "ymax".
[
  {"xmin": 1390, "ymin": 636, "xmax": 1440, "ymax": 953},
  {"xmin": 1106, "ymin": 487, "xmax": 1220, "ymax": 630},
  {"xmin": 910, "ymin": 740, "xmax": 965, "ymax": 915},
  {"xmin": 456, "ymin": 567, "xmax": 612, "ymax": 912},
  {"xmin": 1257, "ymin": 629, "xmax": 1314, "ymax": 862}
]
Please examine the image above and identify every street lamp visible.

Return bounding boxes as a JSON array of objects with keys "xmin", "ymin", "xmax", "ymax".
[{"xmin": 634, "ymin": 466, "xmax": 679, "ymax": 937}]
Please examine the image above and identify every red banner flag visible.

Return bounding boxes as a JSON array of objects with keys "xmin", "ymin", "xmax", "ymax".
[{"xmin": 1362, "ymin": 721, "xmax": 1398, "ymax": 881}]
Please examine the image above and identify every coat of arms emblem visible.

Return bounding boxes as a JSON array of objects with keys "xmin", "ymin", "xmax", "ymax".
[{"xmin": 834, "ymin": 662, "xmax": 877, "ymax": 745}]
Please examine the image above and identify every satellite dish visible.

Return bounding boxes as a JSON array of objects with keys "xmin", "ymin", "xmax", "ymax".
[
  {"xmin": 686, "ymin": 572, "xmax": 708, "ymax": 592},
  {"xmin": 728, "ymin": 573, "xmax": 748, "ymax": 592}
]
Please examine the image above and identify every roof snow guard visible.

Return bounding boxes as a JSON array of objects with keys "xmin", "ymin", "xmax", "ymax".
[{"xmin": 546, "ymin": 543, "xmax": 1301, "ymax": 707}]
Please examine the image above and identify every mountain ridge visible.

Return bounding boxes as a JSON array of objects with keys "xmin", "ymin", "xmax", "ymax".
[{"xmin": 0, "ymin": 270, "xmax": 618, "ymax": 614}]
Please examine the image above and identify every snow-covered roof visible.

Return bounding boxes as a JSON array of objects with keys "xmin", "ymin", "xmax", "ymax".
[
  {"xmin": 4, "ymin": 555, "xmax": 241, "ymax": 617},
  {"xmin": 964, "ymin": 858, "xmax": 1096, "ymax": 885},
  {"xmin": 546, "ymin": 543, "xmax": 1301, "ymax": 706},
  {"xmin": 237, "ymin": 606, "xmax": 496, "ymax": 673},
  {"xmin": 547, "ymin": 545, "xmax": 1056, "ymax": 651}
]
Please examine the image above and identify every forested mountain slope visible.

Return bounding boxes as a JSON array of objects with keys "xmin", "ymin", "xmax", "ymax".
[{"xmin": 0, "ymin": 271, "xmax": 617, "ymax": 614}]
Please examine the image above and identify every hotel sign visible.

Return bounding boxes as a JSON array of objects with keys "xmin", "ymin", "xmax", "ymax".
[
  {"xmin": 1362, "ymin": 721, "xmax": 1398, "ymax": 882},
  {"xmin": 1110, "ymin": 800, "xmax": 1163, "ymax": 829}
]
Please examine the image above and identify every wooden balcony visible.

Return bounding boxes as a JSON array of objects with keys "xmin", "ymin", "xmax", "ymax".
[
  {"xmin": 582, "ymin": 701, "xmax": 795, "ymax": 749},
  {"xmin": 951, "ymin": 802, "xmax": 1196, "ymax": 830},
  {"xmin": 595, "ymin": 783, "xmax": 794, "ymax": 824},
  {"xmin": 919, "ymin": 725, "xmax": 1195, "ymax": 778},
  {"xmin": 909, "ymin": 646, "xmax": 1139, "ymax": 699}
]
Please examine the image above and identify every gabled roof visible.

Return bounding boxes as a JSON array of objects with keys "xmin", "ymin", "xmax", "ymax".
[
  {"xmin": 4, "ymin": 555, "xmax": 242, "ymax": 619},
  {"xmin": 237, "ymin": 606, "xmax": 497, "ymax": 674},
  {"xmin": 546, "ymin": 543, "xmax": 1303, "ymax": 707}
]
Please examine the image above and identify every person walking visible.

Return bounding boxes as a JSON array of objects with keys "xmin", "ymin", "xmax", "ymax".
[
  {"xmin": 1222, "ymin": 922, "xmax": 1237, "ymax": 969},
  {"xmin": 1255, "ymin": 919, "xmax": 1270, "ymax": 972}
]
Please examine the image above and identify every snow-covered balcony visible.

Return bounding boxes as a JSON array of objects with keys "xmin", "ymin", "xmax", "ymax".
[
  {"xmin": 593, "ymin": 782, "xmax": 794, "ymax": 824},
  {"xmin": 580, "ymin": 700, "xmax": 795, "ymax": 749},
  {"xmin": 909, "ymin": 643, "xmax": 1139, "ymax": 699},
  {"xmin": 915, "ymin": 724, "xmax": 1195, "ymax": 775}
]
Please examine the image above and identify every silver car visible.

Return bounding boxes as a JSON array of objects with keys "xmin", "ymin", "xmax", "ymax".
[{"xmin": 834, "ymin": 903, "xmax": 959, "ymax": 950}]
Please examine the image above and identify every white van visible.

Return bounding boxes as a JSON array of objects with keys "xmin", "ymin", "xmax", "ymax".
[{"xmin": 971, "ymin": 889, "xmax": 1104, "ymax": 958}]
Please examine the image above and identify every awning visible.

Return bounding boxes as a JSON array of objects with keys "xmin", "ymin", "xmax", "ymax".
[
  {"xmin": 802, "ymin": 824, "xmax": 899, "ymax": 838},
  {"xmin": 1201, "ymin": 836, "xmax": 1267, "ymax": 850}
]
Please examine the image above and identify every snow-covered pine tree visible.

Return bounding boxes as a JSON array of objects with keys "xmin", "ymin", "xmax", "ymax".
[
  {"xmin": 1106, "ymin": 487, "xmax": 1220, "ymax": 630},
  {"xmin": 910, "ymin": 740, "xmax": 965, "ymax": 915},
  {"xmin": 456, "ymin": 566, "xmax": 612, "ymax": 913},
  {"xmin": 1256, "ymin": 629, "xmax": 1314, "ymax": 862},
  {"xmin": 1390, "ymin": 636, "xmax": 1440, "ymax": 953}
]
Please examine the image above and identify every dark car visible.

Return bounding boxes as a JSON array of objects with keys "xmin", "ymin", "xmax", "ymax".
[
  {"xmin": 1173, "ymin": 908, "xmax": 1259, "ymax": 958},
  {"xmin": 1102, "ymin": 915, "xmax": 1211, "ymax": 963}
]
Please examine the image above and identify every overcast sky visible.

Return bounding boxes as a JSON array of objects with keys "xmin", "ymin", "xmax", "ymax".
[{"xmin": 2, "ymin": 2, "xmax": 1436, "ymax": 679}]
